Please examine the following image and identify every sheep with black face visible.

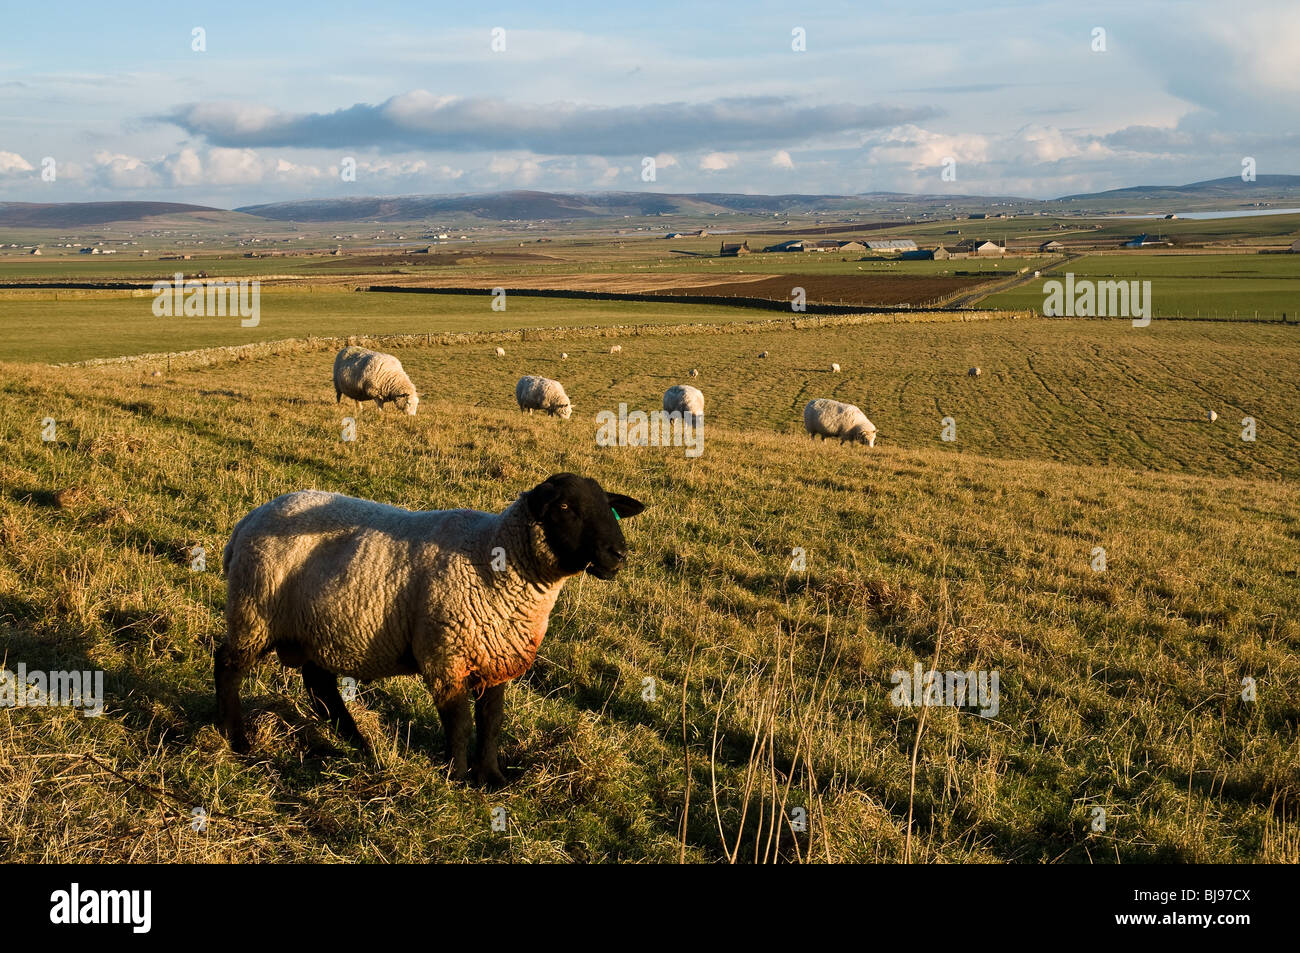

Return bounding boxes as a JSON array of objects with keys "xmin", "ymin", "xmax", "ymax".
[{"xmin": 217, "ymin": 474, "xmax": 646, "ymax": 787}]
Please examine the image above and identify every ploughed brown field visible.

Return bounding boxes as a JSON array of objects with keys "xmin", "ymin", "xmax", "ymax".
[
  {"xmin": 647, "ymin": 273, "xmax": 985, "ymax": 307},
  {"xmin": 353, "ymin": 271, "xmax": 990, "ymax": 307}
]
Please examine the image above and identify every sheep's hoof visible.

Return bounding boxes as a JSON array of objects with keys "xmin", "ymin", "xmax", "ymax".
[{"xmin": 472, "ymin": 762, "xmax": 509, "ymax": 790}]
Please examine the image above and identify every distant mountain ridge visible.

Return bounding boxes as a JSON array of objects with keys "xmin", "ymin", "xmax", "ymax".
[
  {"xmin": 233, "ymin": 190, "xmax": 950, "ymax": 222},
  {"xmin": 1060, "ymin": 174, "xmax": 1300, "ymax": 201},
  {"xmin": 0, "ymin": 201, "xmax": 224, "ymax": 228},
  {"xmin": 4, "ymin": 176, "xmax": 1300, "ymax": 228}
]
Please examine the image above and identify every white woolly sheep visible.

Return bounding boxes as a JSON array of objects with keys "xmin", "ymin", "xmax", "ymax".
[
  {"xmin": 561, "ymin": 352, "xmax": 568, "ymax": 360},
  {"xmin": 515, "ymin": 375, "xmax": 572, "ymax": 419},
  {"xmin": 968, "ymin": 366, "xmax": 981, "ymax": 377},
  {"xmin": 830, "ymin": 363, "xmax": 841, "ymax": 373},
  {"xmin": 759, "ymin": 351, "xmax": 769, "ymax": 359},
  {"xmin": 333, "ymin": 346, "xmax": 419, "ymax": 415},
  {"xmin": 804, "ymin": 398, "xmax": 877, "ymax": 447},
  {"xmin": 217, "ymin": 473, "xmax": 646, "ymax": 786},
  {"xmin": 609, "ymin": 344, "xmax": 622, "ymax": 354},
  {"xmin": 495, "ymin": 346, "xmax": 506, "ymax": 357},
  {"xmin": 688, "ymin": 368, "xmax": 699, "ymax": 378},
  {"xmin": 1207, "ymin": 409, "xmax": 1218, "ymax": 422},
  {"xmin": 663, "ymin": 384, "xmax": 704, "ymax": 425}
]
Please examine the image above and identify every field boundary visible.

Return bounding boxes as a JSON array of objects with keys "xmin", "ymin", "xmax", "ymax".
[{"xmin": 52, "ymin": 308, "xmax": 1032, "ymax": 371}]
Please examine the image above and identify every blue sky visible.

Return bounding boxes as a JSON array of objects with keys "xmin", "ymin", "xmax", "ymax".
[{"xmin": 1, "ymin": 0, "xmax": 1296, "ymax": 206}]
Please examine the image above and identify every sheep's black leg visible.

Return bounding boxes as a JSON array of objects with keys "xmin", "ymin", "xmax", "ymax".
[
  {"xmin": 472, "ymin": 683, "xmax": 508, "ymax": 789},
  {"xmin": 215, "ymin": 644, "xmax": 249, "ymax": 754},
  {"xmin": 301, "ymin": 662, "xmax": 369, "ymax": 753},
  {"xmin": 437, "ymin": 694, "xmax": 472, "ymax": 782}
]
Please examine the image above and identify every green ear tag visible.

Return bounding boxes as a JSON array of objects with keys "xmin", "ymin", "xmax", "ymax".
[{"xmin": 612, "ymin": 507, "xmax": 621, "ymax": 522}]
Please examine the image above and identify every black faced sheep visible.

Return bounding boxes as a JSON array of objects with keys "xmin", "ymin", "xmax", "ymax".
[{"xmin": 217, "ymin": 474, "xmax": 646, "ymax": 787}]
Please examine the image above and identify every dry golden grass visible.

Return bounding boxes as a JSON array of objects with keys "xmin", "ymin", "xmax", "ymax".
[{"xmin": 1, "ymin": 315, "xmax": 1297, "ymax": 862}]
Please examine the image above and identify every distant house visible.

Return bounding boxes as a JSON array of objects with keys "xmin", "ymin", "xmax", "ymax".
[
  {"xmin": 719, "ymin": 241, "xmax": 750, "ymax": 256},
  {"xmin": 968, "ymin": 213, "xmax": 988, "ymax": 220},
  {"xmin": 1289, "ymin": 239, "xmax": 1300, "ymax": 253},
  {"xmin": 78, "ymin": 247, "xmax": 99, "ymax": 255},
  {"xmin": 1038, "ymin": 240, "xmax": 1065, "ymax": 252},
  {"xmin": 664, "ymin": 232, "xmax": 686, "ymax": 239},
  {"xmin": 765, "ymin": 239, "xmax": 808, "ymax": 252},
  {"xmin": 29, "ymin": 248, "xmax": 41, "ymax": 255},
  {"xmin": 973, "ymin": 240, "xmax": 1004, "ymax": 256},
  {"xmin": 695, "ymin": 229, "xmax": 711, "ymax": 237},
  {"xmin": 837, "ymin": 241, "xmax": 867, "ymax": 253}
]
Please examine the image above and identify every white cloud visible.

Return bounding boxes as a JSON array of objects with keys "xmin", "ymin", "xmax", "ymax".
[
  {"xmin": 205, "ymin": 148, "xmax": 267, "ymax": 186},
  {"xmin": 864, "ymin": 125, "xmax": 991, "ymax": 170},
  {"xmin": 164, "ymin": 147, "xmax": 203, "ymax": 186},
  {"xmin": 0, "ymin": 151, "xmax": 33, "ymax": 176},
  {"xmin": 92, "ymin": 151, "xmax": 160, "ymax": 189},
  {"xmin": 699, "ymin": 151, "xmax": 736, "ymax": 172},
  {"xmin": 771, "ymin": 150, "xmax": 794, "ymax": 169}
]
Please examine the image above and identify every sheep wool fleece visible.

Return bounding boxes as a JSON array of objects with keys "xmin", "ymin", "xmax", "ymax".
[{"xmin": 223, "ymin": 491, "xmax": 566, "ymax": 704}]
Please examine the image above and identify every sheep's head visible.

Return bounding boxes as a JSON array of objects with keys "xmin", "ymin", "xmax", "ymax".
[
  {"xmin": 556, "ymin": 402, "xmax": 573, "ymax": 420},
  {"xmin": 851, "ymin": 422, "xmax": 877, "ymax": 448},
  {"xmin": 397, "ymin": 392, "xmax": 419, "ymax": 416},
  {"xmin": 525, "ymin": 473, "xmax": 645, "ymax": 579}
]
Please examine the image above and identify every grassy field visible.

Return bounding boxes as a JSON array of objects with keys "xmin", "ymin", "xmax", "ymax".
[
  {"xmin": 0, "ymin": 289, "xmax": 764, "ymax": 364},
  {"xmin": 982, "ymin": 254, "xmax": 1300, "ymax": 318},
  {"xmin": 2, "ymin": 314, "xmax": 1298, "ymax": 862}
]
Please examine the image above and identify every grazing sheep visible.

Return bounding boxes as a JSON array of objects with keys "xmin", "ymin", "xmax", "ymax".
[
  {"xmin": 830, "ymin": 363, "xmax": 841, "ymax": 373},
  {"xmin": 688, "ymin": 368, "xmax": 699, "ymax": 378},
  {"xmin": 759, "ymin": 351, "xmax": 769, "ymax": 359},
  {"xmin": 217, "ymin": 474, "xmax": 646, "ymax": 786},
  {"xmin": 333, "ymin": 346, "xmax": 419, "ymax": 415},
  {"xmin": 609, "ymin": 345, "xmax": 622, "ymax": 354},
  {"xmin": 1207, "ymin": 409, "xmax": 1219, "ymax": 422},
  {"xmin": 968, "ymin": 367, "xmax": 981, "ymax": 378},
  {"xmin": 561, "ymin": 352, "xmax": 568, "ymax": 360},
  {"xmin": 804, "ymin": 398, "xmax": 877, "ymax": 447},
  {"xmin": 495, "ymin": 346, "xmax": 506, "ymax": 357},
  {"xmin": 663, "ymin": 384, "xmax": 704, "ymax": 425},
  {"xmin": 515, "ymin": 375, "xmax": 572, "ymax": 419}
]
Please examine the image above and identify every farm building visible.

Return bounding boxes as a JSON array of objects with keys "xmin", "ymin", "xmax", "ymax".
[
  {"xmin": 719, "ymin": 241, "xmax": 750, "ymax": 256},
  {"xmin": 865, "ymin": 239, "xmax": 918, "ymax": 254},
  {"xmin": 764, "ymin": 239, "xmax": 848, "ymax": 253},
  {"xmin": 1039, "ymin": 240, "xmax": 1065, "ymax": 252},
  {"xmin": 973, "ymin": 241, "xmax": 1004, "ymax": 257},
  {"xmin": 901, "ymin": 245, "xmax": 953, "ymax": 260},
  {"xmin": 1289, "ymin": 239, "xmax": 1300, "ymax": 253}
]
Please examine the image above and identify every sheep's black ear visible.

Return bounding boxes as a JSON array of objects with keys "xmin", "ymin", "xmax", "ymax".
[
  {"xmin": 525, "ymin": 480, "xmax": 559, "ymax": 522},
  {"xmin": 606, "ymin": 493, "xmax": 646, "ymax": 519}
]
